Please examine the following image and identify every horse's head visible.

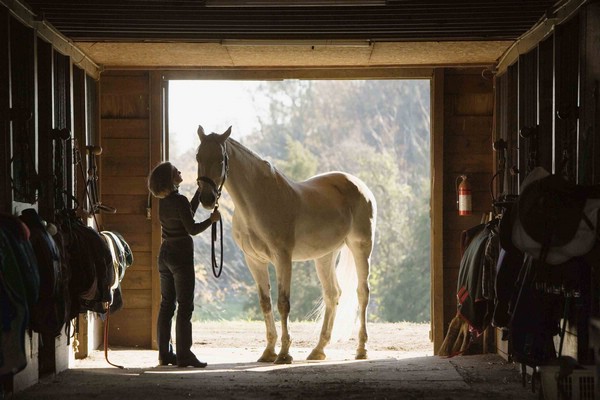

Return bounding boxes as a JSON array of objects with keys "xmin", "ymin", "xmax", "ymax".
[{"xmin": 196, "ymin": 125, "xmax": 231, "ymax": 209}]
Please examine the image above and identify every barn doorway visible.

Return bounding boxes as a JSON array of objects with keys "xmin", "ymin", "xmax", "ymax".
[{"xmin": 165, "ymin": 78, "xmax": 432, "ymax": 351}]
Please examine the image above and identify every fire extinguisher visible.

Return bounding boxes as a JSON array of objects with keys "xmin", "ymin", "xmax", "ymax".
[{"xmin": 456, "ymin": 175, "xmax": 472, "ymax": 216}]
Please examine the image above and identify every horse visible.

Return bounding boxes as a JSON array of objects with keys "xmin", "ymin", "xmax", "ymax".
[{"xmin": 195, "ymin": 125, "xmax": 377, "ymax": 364}]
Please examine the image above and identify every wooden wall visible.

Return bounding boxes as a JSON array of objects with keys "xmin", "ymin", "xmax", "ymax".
[
  {"xmin": 0, "ymin": 5, "xmax": 10, "ymax": 212},
  {"xmin": 99, "ymin": 71, "xmax": 156, "ymax": 348},
  {"xmin": 441, "ymin": 68, "xmax": 494, "ymax": 341}
]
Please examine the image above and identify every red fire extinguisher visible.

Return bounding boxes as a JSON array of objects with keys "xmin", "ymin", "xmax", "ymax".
[{"xmin": 457, "ymin": 175, "xmax": 472, "ymax": 216}]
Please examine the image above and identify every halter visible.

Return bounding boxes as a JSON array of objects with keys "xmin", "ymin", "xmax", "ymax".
[
  {"xmin": 197, "ymin": 142, "xmax": 229, "ymax": 205},
  {"xmin": 197, "ymin": 141, "xmax": 229, "ymax": 278}
]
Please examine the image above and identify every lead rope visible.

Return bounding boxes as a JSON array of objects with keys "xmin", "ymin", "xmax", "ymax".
[
  {"xmin": 104, "ymin": 304, "xmax": 124, "ymax": 369},
  {"xmin": 211, "ymin": 205, "xmax": 224, "ymax": 278},
  {"xmin": 210, "ymin": 146, "xmax": 229, "ymax": 278}
]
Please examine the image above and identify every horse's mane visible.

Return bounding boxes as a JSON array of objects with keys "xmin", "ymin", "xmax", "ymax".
[{"xmin": 226, "ymin": 137, "xmax": 279, "ymax": 177}]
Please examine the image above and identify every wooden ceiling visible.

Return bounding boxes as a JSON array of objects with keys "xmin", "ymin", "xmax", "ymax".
[{"xmin": 20, "ymin": 0, "xmax": 561, "ymax": 69}]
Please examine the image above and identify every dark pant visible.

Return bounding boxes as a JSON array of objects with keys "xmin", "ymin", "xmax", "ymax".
[{"xmin": 157, "ymin": 237, "xmax": 195, "ymax": 361}]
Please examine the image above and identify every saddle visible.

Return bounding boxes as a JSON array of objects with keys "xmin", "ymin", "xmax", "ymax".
[{"xmin": 512, "ymin": 167, "xmax": 600, "ymax": 265}]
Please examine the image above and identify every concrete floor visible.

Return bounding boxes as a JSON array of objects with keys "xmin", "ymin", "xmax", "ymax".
[{"xmin": 11, "ymin": 348, "xmax": 542, "ymax": 400}]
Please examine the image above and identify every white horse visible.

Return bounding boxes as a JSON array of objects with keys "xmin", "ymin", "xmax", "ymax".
[{"xmin": 195, "ymin": 125, "xmax": 377, "ymax": 364}]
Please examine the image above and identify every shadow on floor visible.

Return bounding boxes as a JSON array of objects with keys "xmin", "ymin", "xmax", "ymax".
[{"xmin": 11, "ymin": 350, "xmax": 540, "ymax": 400}]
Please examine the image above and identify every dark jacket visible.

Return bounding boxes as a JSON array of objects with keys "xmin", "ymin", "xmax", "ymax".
[{"xmin": 159, "ymin": 190, "xmax": 212, "ymax": 241}]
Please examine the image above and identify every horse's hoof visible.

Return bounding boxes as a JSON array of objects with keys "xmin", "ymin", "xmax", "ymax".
[
  {"xmin": 274, "ymin": 353, "xmax": 293, "ymax": 364},
  {"xmin": 355, "ymin": 349, "xmax": 368, "ymax": 360},
  {"xmin": 257, "ymin": 349, "xmax": 277, "ymax": 363},
  {"xmin": 307, "ymin": 349, "xmax": 326, "ymax": 361}
]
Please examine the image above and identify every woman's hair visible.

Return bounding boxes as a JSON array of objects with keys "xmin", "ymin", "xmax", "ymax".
[{"xmin": 148, "ymin": 161, "xmax": 176, "ymax": 198}]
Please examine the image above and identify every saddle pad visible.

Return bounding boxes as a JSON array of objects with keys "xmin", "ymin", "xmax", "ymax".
[{"xmin": 512, "ymin": 167, "xmax": 600, "ymax": 264}]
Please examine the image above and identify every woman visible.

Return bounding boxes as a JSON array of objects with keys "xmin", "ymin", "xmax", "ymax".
[{"xmin": 148, "ymin": 161, "xmax": 220, "ymax": 368}]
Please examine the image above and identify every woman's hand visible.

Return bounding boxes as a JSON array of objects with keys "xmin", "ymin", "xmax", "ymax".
[{"xmin": 210, "ymin": 209, "xmax": 221, "ymax": 223}]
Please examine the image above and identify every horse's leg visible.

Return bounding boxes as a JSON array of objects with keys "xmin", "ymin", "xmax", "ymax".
[
  {"xmin": 307, "ymin": 251, "xmax": 340, "ymax": 361},
  {"xmin": 347, "ymin": 241, "xmax": 372, "ymax": 360},
  {"xmin": 245, "ymin": 256, "xmax": 278, "ymax": 363},
  {"xmin": 273, "ymin": 257, "xmax": 293, "ymax": 364}
]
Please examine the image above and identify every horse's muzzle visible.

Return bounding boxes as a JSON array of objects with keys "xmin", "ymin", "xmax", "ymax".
[{"xmin": 197, "ymin": 176, "xmax": 218, "ymax": 209}]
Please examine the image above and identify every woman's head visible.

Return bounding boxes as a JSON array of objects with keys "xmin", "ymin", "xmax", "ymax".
[{"xmin": 148, "ymin": 162, "xmax": 182, "ymax": 198}]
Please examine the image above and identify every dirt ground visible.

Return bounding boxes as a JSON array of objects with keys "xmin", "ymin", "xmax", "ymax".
[{"xmin": 12, "ymin": 321, "xmax": 541, "ymax": 400}]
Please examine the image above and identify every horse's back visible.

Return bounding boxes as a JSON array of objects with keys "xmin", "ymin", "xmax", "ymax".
[
  {"xmin": 298, "ymin": 171, "xmax": 376, "ymax": 235},
  {"xmin": 300, "ymin": 171, "xmax": 376, "ymax": 207}
]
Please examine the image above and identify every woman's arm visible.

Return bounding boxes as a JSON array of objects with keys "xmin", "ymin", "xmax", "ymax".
[{"xmin": 178, "ymin": 195, "xmax": 213, "ymax": 235}]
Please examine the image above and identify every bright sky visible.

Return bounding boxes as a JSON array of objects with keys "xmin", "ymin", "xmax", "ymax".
[{"xmin": 168, "ymin": 80, "xmax": 263, "ymax": 157}]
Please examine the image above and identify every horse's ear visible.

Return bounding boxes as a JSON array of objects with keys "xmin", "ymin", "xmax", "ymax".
[
  {"xmin": 197, "ymin": 125, "xmax": 206, "ymax": 141},
  {"xmin": 220, "ymin": 126, "xmax": 232, "ymax": 142}
]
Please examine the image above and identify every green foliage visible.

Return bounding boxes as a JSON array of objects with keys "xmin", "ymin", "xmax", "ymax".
[
  {"xmin": 279, "ymin": 137, "xmax": 319, "ymax": 181},
  {"xmin": 171, "ymin": 79, "xmax": 431, "ymax": 323}
]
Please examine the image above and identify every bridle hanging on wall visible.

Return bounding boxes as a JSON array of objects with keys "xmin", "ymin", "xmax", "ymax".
[
  {"xmin": 10, "ymin": 108, "xmax": 40, "ymax": 204},
  {"xmin": 51, "ymin": 127, "xmax": 71, "ymax": 211},
  {"xmin": 556, "ymin": 106, "xmax": 577, "ymax": 182},
  {"xmin": 519, "ymin": 125, "xmax": 539, "ymax": 176}
]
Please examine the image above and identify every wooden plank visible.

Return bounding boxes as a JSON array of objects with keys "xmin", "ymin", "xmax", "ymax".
[
  {"xmin": 150, "ymin": 71, "xmax": 164, "ymax": 351},
  {"xmin": 100, "ymin": 95, "xmax": 150, "ymax": 119},
  {"xmin": 103, "ymin": 70, "xmax": 148, "ymax": 78},
  {"xmin": 579, "ymin": 3, "xmax": 600, "ymax": 184},
  {"xmin": 443, "ymin": 252, "xmax": 462, "ymax": 273},
  {"xmin": 443, "ymin": 268, "xmax": 460, "ymax": 291},
  {"xmin": 102, "ymin": 176, "xmax": 148, "ymax": 195},
  {"xmin": 120, "ymin": 232, "xmax": 152, "ymax": 253},
  {"xmin": 554, "ymin": 17, "xmax": 580, "ymax": 183},
  {"xmin": 102, "ymin": 214, "xmax": 152, "ymax": 233},
  {"xmin": 538, "ymin": 36, "xmax": 554, "ymax": 175},
  {"xmin": 0, "ymin": 7, "xmax": 9, "ymax": 213},
  {"xmin": 107, "ymin": 309, "xmax": 152, "ymax": 348},
  {"xmin": 102, "ymin": 157, "xmax": 149, "ymax": 177},
  {"xmin": 127, "ymin": 262, "xmax": 153, "ymax": 275},
  {"xmin": 431, "ymin": 69, "xmax": 444, "ymax": 355},
  {"xmin": 36, "ymin": 39, "xmax": 54, "ymax": 220},
  {"xmin": 446, "ymin": 116, "xmax": 493, "ymax": 137},
  {"xmin": 505, "ymin": 63, "xmax": 519, "ymax": 194},
  {"xmin": 131, "ymin": 251, "xmax": 152, "ymax": 271},
  {"xmin": 444, "ymin": 153, "xmax": 492, "ymax": 172},
  {"xmin": 444, "ymin": 73, "xmax": 493, "ymax": 94},
  {"xmin": 121, "ymin": 270, "xmax": 152, "ymax": 290},
  {"xmin": 444, "ymin": 132, "xmax": 492, "ymax": 155},
  {"xmin": 102, "ymin": 194, "xmax": 148, "ymax": 214},
  {"xmin": 448, "ymin": 93, "xmax": 494, "ymax": 116},
  {"xmin": 73, "ymin": 66, "xmax": 88, "ymax": 216},
  {"xmin": 443, "ymin": 240, "xmax": 461, "ymax": 255},
  {"xmin": 87, "ymin": 75, "xmax": 100, "ymax": 146},
  {"xmin": 518, "ymin": 50, "xmax": 538, "ymax": 179},
  {"xmin": 121, "ymin": 289, "xmax": 152, "ymax": 309},
  {"xmin": 102, "ymin": 118, "xmax": 149, "ymax": 139},
  {"xmin": 492, "ymin": 74, "xmax": 504, "ymax": 198},
  {"xmin": 102, "ymin": 138, "xmax": 149, "ymax": 158},
  {"xmin": 101, "ymin": 74, "xmax": 149, "ymax": 96}
]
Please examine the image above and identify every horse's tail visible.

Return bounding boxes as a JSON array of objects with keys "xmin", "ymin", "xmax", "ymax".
[{"xmin": 310, "ymin": 244, "xmax": 358, "ymax": 343}]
